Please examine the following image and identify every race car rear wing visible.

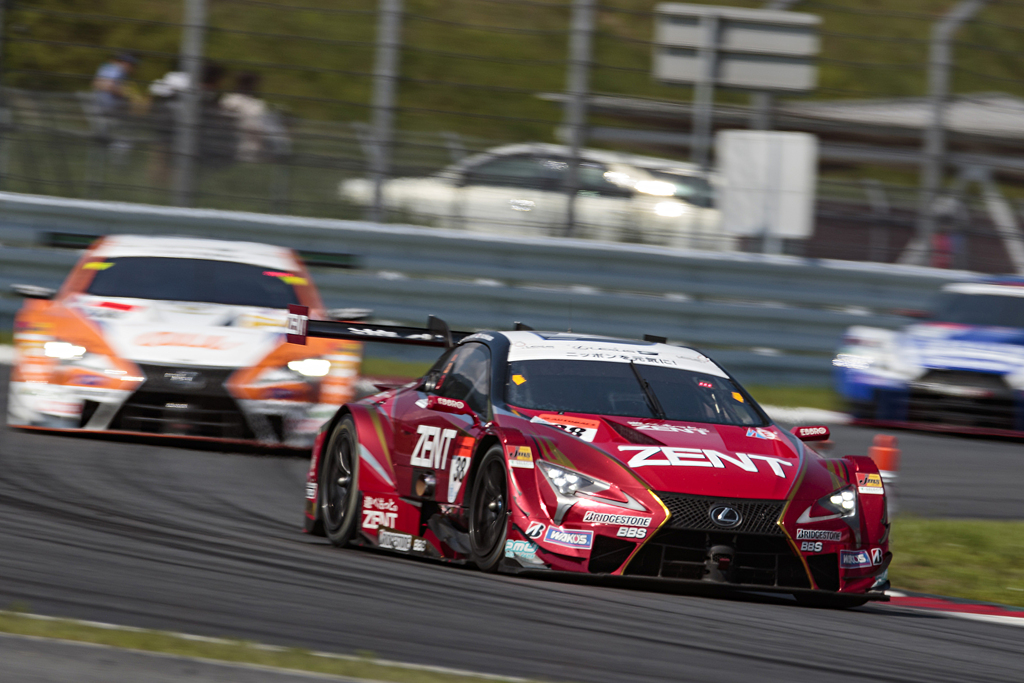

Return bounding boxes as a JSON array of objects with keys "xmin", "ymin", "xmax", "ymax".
[{"xmin": 286, "ymin": 305, "xmax": 468, "ymax": 348}]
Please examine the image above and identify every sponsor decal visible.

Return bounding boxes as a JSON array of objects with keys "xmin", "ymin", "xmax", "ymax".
[
  {"xmin": 304, "ymin": 482, "xmax": 318, "ymax": 500},
  {"xmin": 525, "ymin": 521, "xmax": 545, "ymax": 539},
  {"xmin": 428, "ymin": 396, "xmax": 471, "ymax": 413},
  {"xmin": 362, "ymin": 496, "xmax": 399, "ymax": 530},
  {"xmin": 531, "ymin": 414, "xmax": 600, "ymax": 443},
  {"xmin": 857, "ymin": 472, "xmax": 885, "ymax": 495},
  {"xmin": 800, "ymin": 541, "xmax": 823, "ymax": 553},
  {"xmin": 582, "ymin": 512, "xmax": 652, "ymax": 527},
  {"xmin": 564, "ymin": 350, "xmax": 679, "ymax": 366},
  {"xmin": 504, "ymin": 539, "xmax": 540, "ymax": 563},
  {"xmin": 794, "ymin": 425, "xmax": 829, "ymax": 440},
  {"xmin": 164, "ymin": 370, "xmax": 205, "ymax": 388},
  {"xmin": 82, "ymin": 261, "xmax": 113, "ymax": 270},
  {"xmin": 90, "ymin": 301, "xmax": 135, "ymax": 313},
  {"xmin": 871, "ymin": 547, "xmax": 884, "ymax": 566},
  {"xmin": 840, "ymin": 549, "xmax": 873, "ymax": 569},
  {"xmin": 134, "ymin": 332, "xmax": 242, "ymax": 350},
  {"xmin": 543, "ymin": 526, "xmax": 594, "ymax": 550},
  {"xmin": 506, "ymin": 445, "xmax": 535, "ymax": 469},
  {"xmin": 746, "ymin": 427, "xmax": 778, "ymax": 440},
  {"xmin": 70, "ymin": 374, "xmax": 107, "ymax": 387},
  {"xmin": 237, "ymin": 313, "xmax": 284, "ymax": 330},
  {"xmin": 346, "ymin": 327, "xmax": 434, "ymax": 341},
  {"xmin": 619, "ymin": 446, "xmax": 793, "ymax": 478},
  {"xmin": 364, "ymin": 496, "xmax": 398, "ymax": 512},
  {"xmin": 627, "ymin": 421, "xmax": 709, "ymax": 435},
  {"xmin": 512, "ymin": 374, "xmax": 527, "ymax": 385},
  {"xmin": 377, "ymin": 529, "xmax": 412, "ymax": 552},
  {"xmin": 410, "ymin": 425, "xmax": 458, "ymax": 469},
  {"xmin": 263, "ymin": 271, "xmax": 308, "ymax": 285},
  {"xmin": 731, "ymin": 392, "xmax": 744, "ymax": 403},
  {"xmin": 796, "ymin": 528, "xmax": 842, "ymax": 542},
  {"xmin": 447, "ymin": 454, "xmax": 471, "ymax": 503},
  {"xmin": 616, "ymin": 526, "xmax": 647, "ymax": 539},
  {"xmin": 286, "ymin": 305, "xmax": 309, "ymax": 344},
  {"xmin": 414, "ymin": 398, "xmax": 428, "ymax": 409},
  {"xmin": 38, "ymin": 400, "xmax": 82, "ymax": 416},
  {"xmin": 269, "ymin": 387, "xmax": 298, "ymax": 400}
]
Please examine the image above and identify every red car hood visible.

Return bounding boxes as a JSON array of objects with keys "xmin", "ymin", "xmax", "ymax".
[{"xmin": 523, "ymin": 411, "xmax": 802, "ymax": 500}]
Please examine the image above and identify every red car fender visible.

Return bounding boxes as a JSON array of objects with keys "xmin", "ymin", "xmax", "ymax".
[
  {"xmin": 843, "ymin": 455, "xmax": 890, "ymax": 547},
  {"xmin": 344, "ymin": 404, "xmax": 399, "ymax": 495},
  {"xmin": 302, "ymin": 404, "xmax": 400, "ymax": 534}
]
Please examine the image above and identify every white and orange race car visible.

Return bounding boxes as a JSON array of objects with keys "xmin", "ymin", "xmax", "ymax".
[{"xmin": 7, "ymin": 235, "xmax": 362, "ymax": 447}]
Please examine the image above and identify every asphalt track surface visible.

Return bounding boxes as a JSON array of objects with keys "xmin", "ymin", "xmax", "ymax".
[{"xmin": 1, "ymin": 365, "xmax": 1023, "ymax": 683}]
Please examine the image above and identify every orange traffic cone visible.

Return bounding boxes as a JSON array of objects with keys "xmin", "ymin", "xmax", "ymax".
[{"xmin": 868, "ymin": 434, "xmax": 900, "ymax": 517}]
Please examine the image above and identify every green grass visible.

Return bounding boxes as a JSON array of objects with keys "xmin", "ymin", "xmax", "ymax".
[
  {"xmin": 0, "ymin": 331, "xmax": 12, "ymax": 345},
  {"xmin": 744, "ymin": 385, "xmax": 841, "ymax": 411},
  {"xmin": 889, "ymin": 517, "xmax": 1024, "ymax": 609},
  {"xmin": 13, "ymin": 1, "xmax": 1024, "ymax": 134},
  {"xmin": 0, "ymin": 610, "xmax": 533, "ymax": 683},
  {"xmin": 360, "ymin": 356, "xmax": 433, "ymax": 379}
]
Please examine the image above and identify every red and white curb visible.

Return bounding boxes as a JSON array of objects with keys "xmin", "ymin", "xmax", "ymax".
[{"xmin": 886, "ymin": 591, "xmax": 1024, "ymax": 627}]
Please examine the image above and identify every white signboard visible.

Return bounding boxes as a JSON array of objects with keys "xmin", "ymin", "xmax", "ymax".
[
  {"xmin": 653, "ymin": 4, "xmax": 820, "ymax": 92},
  {"xmin": 716, "ymin": 130, "xmax": 818, "ymax": 239}
]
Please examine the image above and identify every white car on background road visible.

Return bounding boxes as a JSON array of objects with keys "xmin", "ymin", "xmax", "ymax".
[{"xmin": 340, "ymin": 143, "xmax": 729, "ymax": 249}]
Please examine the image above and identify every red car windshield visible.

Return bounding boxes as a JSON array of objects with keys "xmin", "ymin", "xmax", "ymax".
[
  {"xmin": 506, "ymin": 360, "xmax": 764, "ymax": 426},
  {"xmin": 84, "ymin": 257, "xmax": 300, "ymax": 309}
]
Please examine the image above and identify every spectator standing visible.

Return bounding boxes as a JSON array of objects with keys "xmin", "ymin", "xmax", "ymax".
[
  {"xmin": 221, "ymin": 72, "xmax": 269, "ymax": 162},
  {"xmin": 91, "ymin": 52, "xmax": 139, "ymax": 150},
  {"xmin": 196, "ymin": 62, "xmax": 238, "ymax": 167},
  {"xmin": 148, "ymin": 68, "xmax": 189, "ymax": 186},
  {"xmin": 92, "ymin": 54, "xmax": 137, "ymax": 119}
]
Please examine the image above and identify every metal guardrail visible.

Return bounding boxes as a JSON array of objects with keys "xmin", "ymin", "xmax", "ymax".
[{"xmin": 0, "ymin": 192, "xmax": 974, "ymax": 386}]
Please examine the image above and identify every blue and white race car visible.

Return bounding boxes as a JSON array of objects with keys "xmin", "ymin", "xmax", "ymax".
[{"xmin": 834, "ymin": 279, "xmax": 1024, "ymax": 435}]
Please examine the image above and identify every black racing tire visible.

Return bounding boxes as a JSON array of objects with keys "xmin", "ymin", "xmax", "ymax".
[
  {"xmin": 319, "ymin": 415, "xmax": 361, "ymax": 548},
  {"xmin": 794, "ymin": 593, "xmax": 870, "ymax": 610},
  {"xmin": 467, "ymin": 446, "xmax": 510, "ymax": 572}
]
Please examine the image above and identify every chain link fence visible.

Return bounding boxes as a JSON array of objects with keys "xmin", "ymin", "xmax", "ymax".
[{"xmin": 2, "ymin": 1, "xmax": 1024, "ymax": 271}]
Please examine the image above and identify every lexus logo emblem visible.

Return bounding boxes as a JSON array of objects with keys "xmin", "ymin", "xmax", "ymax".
[{"xmin": 710, "ymin": 506, "xmax": 742, "ymax": 528}]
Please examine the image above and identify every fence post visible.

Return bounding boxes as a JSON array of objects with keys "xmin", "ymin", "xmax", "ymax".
[
  {"xmin": 563, "ymin": 0, "xmax": 595, "ymax": 238},
  {"xmin": 0, "ymin": 0, "xmax": 7, "ymax": 191},
  {"xmin": 690, "ymin": 14, "xmax": 718, "ymax": 171},
  {"xmin": 172, "ymin": 0, "xmax": 208, "ymax": 208},
  {"xmin": 370, "ymin": 0, "xmax": 403, "ymax": 224},
  {"xmin": 749, "ymin": 1, "xmax": 801, "ymax": 130},
  {"xmin": 913, "ymin": 0, "xmax": 988, "ymax": 265}
]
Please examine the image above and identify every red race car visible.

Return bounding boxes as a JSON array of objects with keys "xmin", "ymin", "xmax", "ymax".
[{"xmin": 290, "ymin": 312, "xmax": 890, "ymax": 607}]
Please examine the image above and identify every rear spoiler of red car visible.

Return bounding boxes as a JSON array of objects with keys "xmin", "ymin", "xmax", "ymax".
[{"xmin": 286, "ymin": 305, "xmax": 468, "ymax": 348}]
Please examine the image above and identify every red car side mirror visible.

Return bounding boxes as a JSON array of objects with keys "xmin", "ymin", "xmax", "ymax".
[
  {"xmin": 426, "ymin": 395, "xmax": 475, "ymax": 418},
  {"xmin": 791, "ymin": 425, "xmax": 830, "ymax": 442}
]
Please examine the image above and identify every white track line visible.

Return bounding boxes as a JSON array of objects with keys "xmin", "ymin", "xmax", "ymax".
[{"xmin": 0, "ymin": 631, "xmax": 383, "ymax": 682}]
